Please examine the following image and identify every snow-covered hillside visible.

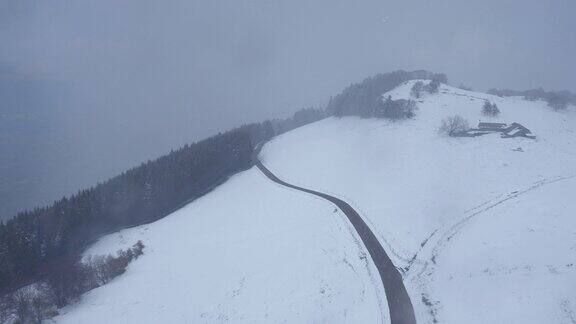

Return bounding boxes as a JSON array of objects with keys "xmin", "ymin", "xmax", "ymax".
[
  {"xmin": 54, "ymin": 81, "xmax": 576, "ymax": 324},
  {"xmin": 53, "ymin": 168, "xmax": 385, "ymax": 323},
  {"xmin": 260, "ymin": 81, "xmax": 576, "ymax": 323}
]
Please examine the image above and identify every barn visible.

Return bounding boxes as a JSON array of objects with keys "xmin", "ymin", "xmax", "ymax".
[
  {"xmin": 501, "ymin": 123, "xmax": 535, "ymax": 139},
  {"xmin": 478, "ymin": 122, "xmax": 507, "ymax": 131},
  {"xmin": 456, "ymin": 121, "xmax": 536, "ymax": 139}
]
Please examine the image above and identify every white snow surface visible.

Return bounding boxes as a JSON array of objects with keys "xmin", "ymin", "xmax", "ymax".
[
  {"xmin": 260, "ymin": 81, "xmax": 576, "ymax": 324},
  {"xmin": 54, "ymin": 81, "xmax": 576, "ymax": 324},
  {"xmin": 53, "ymin": 168, "xmax": 385, "ymax": 324}
]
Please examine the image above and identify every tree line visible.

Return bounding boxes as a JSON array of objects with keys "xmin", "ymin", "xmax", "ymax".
[
  {"xmin": 488, "ymin": 87, "xmax": 575, "ymax": 111},
  {"xmin": 0, "ymin": 128, "xmax": 255, "ymax": 292},
  {"xmin": 1, "ymin": 241, "xmax": 144, "ymax": 323},
  {"xmin": 327, "ymin": 70, "xmax": 447, "ymax": 118},
  {"xmin": 0, "ymin": 106, "xmax": 325, "ymax": 296},
  {"xmin": 0, "ymin": 70, "xmax": 460, "ymax": 299}
]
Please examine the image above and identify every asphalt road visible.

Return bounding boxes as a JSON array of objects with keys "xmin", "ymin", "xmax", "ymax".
[{"xmin": 254, "ymin": 147, "xmax": 416, "ymax": 324}]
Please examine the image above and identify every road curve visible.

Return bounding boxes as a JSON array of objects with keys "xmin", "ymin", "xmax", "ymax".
[{"xmin": 253, "ymin": 146, "xmax": 416, "ymax": 324}]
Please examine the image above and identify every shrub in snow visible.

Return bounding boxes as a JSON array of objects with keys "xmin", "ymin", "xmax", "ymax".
[
  {"xmin": 12, "ymin": 288, "xmax": 33, "ymax": 323},
  {"xmin": 411, "ymin": 81, "xmax": 425, "ymax": 98},
  {"xmin": 3, "ymin": 284, "xmax": 55, "ymax": 324},
  {"xmin": 85, "ymin": 240, "xmax": 145, "ymax": 287},
  {"xmin": 376, "ymin": 95, "xmax": 418, "ymax": 121},
  {"xmin": 1, "ymin": 241, "xmax": 146, "ymax": 323},
  {"xmin": 482, "ymin": 101, "xmax": 500, "ymax": 117},
  {"xmin": 29, "ymin": 285, "xmax": 56, "ymax": 324},
  {"xmin": 439, "ymin": 115, "xmax": 469, "ymax": 137}
]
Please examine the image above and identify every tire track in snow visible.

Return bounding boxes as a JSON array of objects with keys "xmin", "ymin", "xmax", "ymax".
[
  {"xmin": 411, "ymin": 174, "xmax": 576, "ymax": 278},
  {"xmin": 253, "ymin": 144, "xmax": 416, "ymax": 324},
  {"xmin": 404, "ymin": 174, "xmax": 576, "ymax": 323}
]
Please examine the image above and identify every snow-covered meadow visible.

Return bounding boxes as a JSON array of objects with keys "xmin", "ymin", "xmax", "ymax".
[
  {"xmin": 260, "ymin": 82, "xmax": 576, "ymax": 323},
  {"xmin": 53, "ymin": 168, "xmax": 384, "ymax": 324}
]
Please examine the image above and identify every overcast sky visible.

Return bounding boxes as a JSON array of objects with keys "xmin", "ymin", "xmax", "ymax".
[
  {"xmin": 1, "ymin": 0, "xmax": 575, "ymax": 216},
  {"xmin": 2, "ymin": 0, "xmax": 575, "ymax": 137}
]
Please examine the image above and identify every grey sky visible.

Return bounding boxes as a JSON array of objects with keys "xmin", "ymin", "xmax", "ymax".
[{"xmin": 0, "ymin": 0, "xmax": 575, "ymax": 217}]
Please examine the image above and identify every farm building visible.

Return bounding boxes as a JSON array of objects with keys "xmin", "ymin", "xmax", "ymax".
[
  {"xmin": 478, "ymin": 122, "xmax": 507, "ymax": 131},
  {"xmin": 501, "ymin": 123, "xmax": 535, "ymax": 139},
  {"xmin": 456, "ymin": 121, "xmax": 536, "ymax": 139}
]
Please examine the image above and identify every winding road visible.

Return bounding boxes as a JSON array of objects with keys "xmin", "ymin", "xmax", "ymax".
[{"xmin": 253, "ymin": 145, "xmax": 416, "ymax": 324}]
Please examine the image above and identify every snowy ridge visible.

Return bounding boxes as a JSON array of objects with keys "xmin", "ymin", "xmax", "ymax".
[{"xmin": 261, "ymin": 81, "xmax": 576, "ymax": 323}]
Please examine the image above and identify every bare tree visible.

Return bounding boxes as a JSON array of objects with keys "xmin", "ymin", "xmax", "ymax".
[
  {"xmin": 81, "ymin": 257, "xmax": 100, "ymax": 290},
  {"xmin": 5, "ymin": 284, "xmax": 56, "ymax": 324},
  {"xmin": 4, "ymin": 241, "xmax": 147, "ymax": 324},
  {"xmin": 439, "ymin": 115, "xmax": 469, "ymax": 136},
  {"xmin": 12, "ymin": 287, "xmax": 33, "ymax": 323},
  {"xmin": 85, "ymin": 241, "xmax": 145, "ymax": 287},
  {"xmin": 93, "ymin": 255, "xmax": 128, "ymax": 285},
  {"xmin": 29, "ymin": 284, "xmax": 56, "ymax": 323},
  {"xmin": 0, "ymin": 241, "xmax": 147, "ymax": 324},
  {"xmin": 87, "ymin": 255, "xmax": 111, "ymax": 286}
]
